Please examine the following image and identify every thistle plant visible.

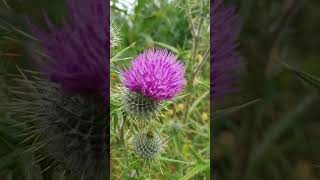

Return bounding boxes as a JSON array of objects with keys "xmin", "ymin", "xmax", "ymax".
[
  {"xmin": 6, "ymin": 73, "xmax": 107, "ymax": 179},
  {"xmin": 131, "ymin": 130, "xmax": 164, "ymax": 160},
  {"xmin": 109, "ymin": 23, "xmax": 187, "ymax": 180},
  {"xmin": 121, "ymin": 49, "xmax": 186, "ymax": 121},
  {"xmin": 2, "ymin": 0, "xmax": 108, "ymax": 179},
  {"xmin": 110, "ymin": 0, "xmax": 209, "ymax": 179},
  {"xmin": 121, "ymin": 89, "xmax": 162, "ymax": 121},
  {"xmin": 112, "ymin": 48, "xmax": 185, "ymax": 158},
  {"xmin": 27, "ymin": 0, "xmax": 108, "ymax": 96}
]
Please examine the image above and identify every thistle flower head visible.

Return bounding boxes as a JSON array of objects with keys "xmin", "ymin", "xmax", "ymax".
[
  {"xmin": 122, "ymin": 49, "xmax": 186, "ymax": 101},
  {"xmin": 28, "ymin": 0, "xmax": 107, "ymax": 96},
  {"xmin": 132, "ymin": 131, "xmax": 163, "ymax": 160},
  {"xmin": 212, "ymin": 0, "xmax": 241, "ymax": 100}
]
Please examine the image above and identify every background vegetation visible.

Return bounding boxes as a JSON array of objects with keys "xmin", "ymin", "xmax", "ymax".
[{"xmin": 214, "ymin": 0, "xmax": 320, "ymax": 180}]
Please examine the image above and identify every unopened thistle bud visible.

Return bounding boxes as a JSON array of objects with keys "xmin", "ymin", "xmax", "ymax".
[{"xmin": 132, "ymin": 131, "xmax": 164, "ymax": 160}]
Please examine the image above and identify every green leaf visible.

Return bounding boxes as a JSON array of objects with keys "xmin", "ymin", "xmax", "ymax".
[
  {"xmin": 186, "ymin": 90, "xmax": 209, "ymax": 120},
  {"xmin": 153, "ymin": 41, "xmax": 179, "ymax": 54},
  {"xmin": 159, "ymin": 157, "xmax": 195, "ymax": 165},
  {"xmin": 281, "ymin": 62, "xmax": 320, "ymax": 90},
  {"xmin": 179, "ymin": 163, "xmax": 209, "ymax": 180},
  {"xmin": 189, "ymin": 147, "xmax": 205, "ymax": 164},
  {"xmin": 214, "ymin": 99, "xmax": 261, "ymax": 116},
  {"xmin": 111, "ymin": 42, "xmax": 136, "ymax": 62},
  {"xmin": 0, "ymin": 150, "xmax": 21, "ymax": 171},
  {"xmin": 248, "ymin": 93, "xmax": 318, "ymax": 171},
  {"xmin": 0, "ymin": 119, "xmax": 24, "ymax": 146}
]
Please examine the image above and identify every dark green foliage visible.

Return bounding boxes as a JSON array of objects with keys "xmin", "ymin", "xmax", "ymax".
[
  {"xmin": 5, "ymin": 72, "xmax": 107, "ymax": 179},
  {"xmin": 111, "ymin": 0, "xmax": 192, "ymax": 52},
  {"xmin": 213, "ymin": 0, "xmax": 320, "ymax": 180}
]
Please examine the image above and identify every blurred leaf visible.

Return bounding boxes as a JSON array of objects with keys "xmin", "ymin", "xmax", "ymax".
[
  {"xmin": 0, "ymin": 149, "xmax": 21, "ymax": 171},
  {"xmin": 186, "ymin": 90, "xmax": 209, "ymax": 120},
  {"xmin": 214, "ymin": 99, "xmax": 261, "ymax": 116},
  {"xmin": 0, "ymin": 120, "xmax": 24, "ymax": 146},
  {"xmin": 248, "ymin": 93, "xmax": 318, "ymax": 172},
  {"xmin": 281, "ymin": 62, "xmax": 320, "ymax": 90},
  {"xmin": 159, "ymin": 157, "xmax": 195, "ymax": 165},
  {"xmin": 189, "ymin": 147, "xmax": 205, "ymax": 164},
  {"xmin": 179, "ymin": 163, "xmax": 209, "ymax": 180},
  {"xmin": 111, "ymin": 42, "xmax": 136, "ymax": 62},
  {"xmin": 154, "ymin": 41, "xmax": 179, "ymax": 54}
]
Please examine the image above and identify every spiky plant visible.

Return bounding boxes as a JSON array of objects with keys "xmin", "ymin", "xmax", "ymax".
[
  {"xmin": 121, "ymin": 88, "xmax": 162, "ymax": 121},
  {"xmin": 0, "ymin": 0, "xmax": 109, "ymax": 179},
  {"xmin": 110, "ymin": 0, "xmax": 210, "ymax": 179},
  {"xmin": 111, "ymin": 22, "xmax": 122, "ymax": 48},
  {"xmin": 120, "ymin": 49, "xmax": 185, "ymax": 122},
  {"xmin": 5, "ymin": 71, "xmax": 107, "ymax": 179},
  {"xmin": 109, "ymin": 48, "xmax": 184, "ymax": 176},
  {"xmin": 131, "ymin": 130, "xmax": 164, "ymax": 161},
  {"xmin": 27, "ymin": 0, "xmax": 108, "ymax": 96}
]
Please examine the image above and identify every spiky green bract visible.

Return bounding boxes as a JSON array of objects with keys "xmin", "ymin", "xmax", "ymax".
[
  {"xmin": 122, "ymin": 88, "xmax": 162, "ymax": 121},
  {"xmin": 6, "ymin": 72, "xmax": 107, "ymax": 179},
  {"xmin": 132, "ymin": 131, "xmax": 163, "ymax": 160},
  {"xmin": 111, "ymin": 22, "xmax": 122, "ymax": 48}
]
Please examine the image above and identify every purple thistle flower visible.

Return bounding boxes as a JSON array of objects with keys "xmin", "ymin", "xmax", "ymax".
[
  {"xmin": 28, "ymin": 0, "xmax": 107, "ymax": 96},
  {"xmin": 212, "ymin": 0, "xmax": 241, "ymax": 100},
  {"xmin": 122, "ymin": 49, "xmax": 186, "ymax": 101}
]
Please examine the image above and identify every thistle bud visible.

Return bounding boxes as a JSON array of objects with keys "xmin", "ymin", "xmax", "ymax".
[{"xmin": 132, "ymin": 131, "xmax": 164, "ymax": 160}]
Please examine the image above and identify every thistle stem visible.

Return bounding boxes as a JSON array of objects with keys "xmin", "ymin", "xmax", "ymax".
[{"xmin": 119, "ymin": 113, "xmax": 127, "ymax": 145}]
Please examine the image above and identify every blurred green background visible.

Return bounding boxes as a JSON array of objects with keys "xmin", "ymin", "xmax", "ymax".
[{"xmin": 214, "ymin": 0, "xmax": 320, "ymax": 180}]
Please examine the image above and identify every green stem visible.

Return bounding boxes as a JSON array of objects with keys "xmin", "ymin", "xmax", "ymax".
[{"xmin": 119, "ymin": 113, "xmax": 126, "ymax": 145}]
